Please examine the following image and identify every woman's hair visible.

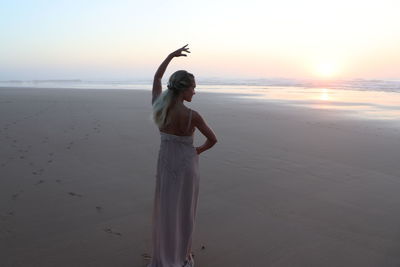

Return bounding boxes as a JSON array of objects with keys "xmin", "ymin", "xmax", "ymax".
[{"xmin": 152, "ymin": 70, "xmax": 195, "ymax": 129}]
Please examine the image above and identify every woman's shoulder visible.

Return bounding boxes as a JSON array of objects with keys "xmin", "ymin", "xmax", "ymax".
[
  {"xmin": 180, "ymin": 106, "xmax": 197, "ymax": 117},
  {"xmin": 188, "ymin": 109, "xmax": 204, "ymax": 125},
  {"xmin": 187, "ymin": 107, "xmax": 198, "ymax": 116},
  {"xmin": 176, "ymin": 106, "xmax": 201, "ymax": 123}
]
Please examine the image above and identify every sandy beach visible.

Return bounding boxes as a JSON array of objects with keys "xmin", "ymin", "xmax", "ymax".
[{"xmin": 1, "ymin": 87, "xmax": 400, "ymax": 267}]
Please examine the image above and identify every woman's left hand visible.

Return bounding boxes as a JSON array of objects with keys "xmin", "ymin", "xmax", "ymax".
[{"xmin": 169, "ymin": 44, "xmax": 191, "ymax": 57}]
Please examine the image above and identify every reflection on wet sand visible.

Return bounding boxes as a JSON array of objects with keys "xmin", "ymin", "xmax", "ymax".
[{"xmin": 203, "ymin": 86, "xmax": 400, "ymax": 121}]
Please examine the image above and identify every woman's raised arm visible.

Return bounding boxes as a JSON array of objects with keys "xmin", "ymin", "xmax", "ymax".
[{"xmin": 152, "ymin": 44, "xmax": 190, "ymax": 105}]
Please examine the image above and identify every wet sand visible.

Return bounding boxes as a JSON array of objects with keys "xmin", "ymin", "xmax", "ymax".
[{"xmin": 1, "ymin": 87, "xmax": 400, "ymax": 267}]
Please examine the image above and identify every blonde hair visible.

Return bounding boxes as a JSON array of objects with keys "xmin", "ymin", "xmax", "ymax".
[{"xmin": 152, "ymin": 70, "xmax": 194, "ymax": 129}]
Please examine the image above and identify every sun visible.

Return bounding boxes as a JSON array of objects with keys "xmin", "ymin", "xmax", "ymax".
[{"xmin": 313, "ymin": 61, "xmax": 339, "ymax": 79}]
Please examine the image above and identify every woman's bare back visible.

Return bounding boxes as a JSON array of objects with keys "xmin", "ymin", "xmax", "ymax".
[{"xmin": 159, "ymin": 105, "xmax": 195, "ymax": 136}]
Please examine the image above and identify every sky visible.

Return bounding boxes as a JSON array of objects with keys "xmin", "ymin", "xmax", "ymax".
[{"xmin": 1, "ymin": 0, "xmax": 399, "ymax": 81}]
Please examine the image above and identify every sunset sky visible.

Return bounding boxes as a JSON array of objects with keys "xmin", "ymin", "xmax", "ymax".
[{"xmin": 1, "ymin": 0, "xmax": 399, "ymax": 81}]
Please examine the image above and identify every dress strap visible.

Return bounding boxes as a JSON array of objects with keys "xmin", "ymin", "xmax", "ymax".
[{"xmin": 185, "ymin": 109, "xmax": 192, "ymax": 133}]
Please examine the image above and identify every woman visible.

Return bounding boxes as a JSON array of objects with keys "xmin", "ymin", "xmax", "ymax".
[{"xmin": 148, "ymin": 45, "xmax": 218, "ymax": 267}]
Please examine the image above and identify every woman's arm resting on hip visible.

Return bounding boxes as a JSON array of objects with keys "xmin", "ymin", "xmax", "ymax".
[{"xmin": 193, "ymin": 110, "xmax": 218, "ymax": 155}]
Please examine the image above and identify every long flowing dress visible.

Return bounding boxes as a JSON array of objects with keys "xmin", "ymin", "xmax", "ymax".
[{"xmin": 148, "ymin": 109, "xmax": 200, "ymax": 267}]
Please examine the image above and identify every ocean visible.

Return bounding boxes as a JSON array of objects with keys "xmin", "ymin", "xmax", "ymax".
[
  {"xmin": 1, "ymin": 78, "xmax": 400, "ymax": 93},
  {"xmin": 1, "ymin": 78, "xmax": 400, "ymax": 121}
]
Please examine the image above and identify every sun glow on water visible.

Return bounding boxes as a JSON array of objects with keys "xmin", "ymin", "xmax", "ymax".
[{"xmin": 319, "ymin": 88, "xmax": 330, "ymax": 101}]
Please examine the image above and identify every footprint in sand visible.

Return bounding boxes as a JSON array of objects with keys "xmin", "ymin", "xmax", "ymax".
[
  {"xmin": 11, "ymin": 190, "xmax": 23, "ymax": 200},
  {"xmin": 32, "ymin": 168, "xmax": 44, "ymax": 175},
  {"xmin": 104, "ymin": 227, "xmax": 122, "ymax": 236},
  {"xmin": 47, "ymin": 152, "xmax": 54, "ymax": 163},
  {"xmin": 35, "ymin": 180, "xmax": 45, "ymax": 185},
  {"xmin": 66, "ymin": 141, "xmax": 74, "ymax": 150},
  {"xmin": 68, "ymin": 192, "xmax": 83, "ymax": 197}
]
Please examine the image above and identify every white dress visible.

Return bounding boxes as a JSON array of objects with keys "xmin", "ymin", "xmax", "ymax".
[{"xmin": 148, "ymin": 109, "xmax": 199, "ymax": 267}]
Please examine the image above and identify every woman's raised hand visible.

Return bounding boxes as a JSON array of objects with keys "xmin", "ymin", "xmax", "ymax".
[{"xmin": 169, "ymin": 44, "xmax": 191, "ymax": 57}]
